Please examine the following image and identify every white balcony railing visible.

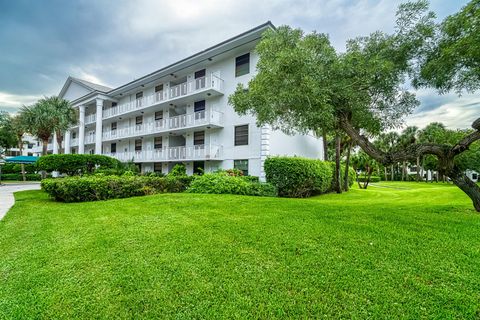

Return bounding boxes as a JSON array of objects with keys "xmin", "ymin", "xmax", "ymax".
[
  {"xmin": 85, "ymin": 114, "xmax": 96, "ymax": 124},
  {"xmin": 85, "ymin": 134, "xmax": 95, "ymax": 144},
  {"xmin": 105, "ymin": 144, "xmax": 222, "ymax": 162},
  {"xmin": 102, "ymin": 73, "xmax": 224, "ymax": 119},
  {"xmin": 102, "ymin": 109, "xmax": 222, "ymax": 141},
  {"xmin": 71, "ymin": 138, "xmax": 79, "ymax": 147}
]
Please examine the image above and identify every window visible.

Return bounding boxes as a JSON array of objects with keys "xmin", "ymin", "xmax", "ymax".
[
  {"xmin": 154, "ymin": 162, "xmax": 162, "ymax": 173},
  {"xmin": 112, "ymin": 102, "xmax": 117, "ymax": 107},
  {"xmin": 111, "ymin": 143, "xmax": 117, "ymax": 153},
  {"xmin": 193, "ymin": 161, "xmax": 205, "ymax": 175},
  {"xmin": 194, "ymin": 100, "xmax": 206, "ymax": 112},
  {"xmin": 111, "ymin": 122, "xmax": 117, "ymax": 131},
  {"xmin": 72, "ymin": 132, "xmax": 76, "ymax": 139},
  {"xmin": 154, "ymin": 137, "xmax": 163, "ymax": 149},
  {"xmin": 135, "ymin": 116, "xmax": 143, "ymax": 125},
  {"xmin": 234, "ymin": 125, "xmax": 248, "ymax": 146},
  {"xmin": 135, "ymin": 92, "xmax": 143, "ymax": 99},
  {"xmin": 235, "ymin": 53, "xmax": 250, "ymax": 77},
  {"xmin": 473, "ymin": 173, "xmax": 478, "ymax": 180},
  {"xmin": 194, "ymin": 131, "xmax": 205, "ymax": 146},
  {"xmin": 195, "ymin": 69, "xmax": 206, "ymax": 89},
  {"xmin": 155, "ymin": 111, "xmax": 163, "ymax": 121},
  {"xmin": 155, "ymin": 84, "xmax": 163, "ymax": 92},
  {"xmin": 234, "ymin": 160, "xmax": 249, "ymax": 176},
  {"xmin": 135, "ymin": 139, "xmax": 142, "ymax": 151}
]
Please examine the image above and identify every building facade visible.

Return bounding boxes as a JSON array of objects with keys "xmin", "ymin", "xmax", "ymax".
[{"xmin": 53, "ymin": 22, "xmax": 324, "ymax": 179}]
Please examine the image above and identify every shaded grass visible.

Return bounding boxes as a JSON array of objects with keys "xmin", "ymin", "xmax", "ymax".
[{"xmin": 1, "ymin": 182, "xmax": 480, "ymax": 319}]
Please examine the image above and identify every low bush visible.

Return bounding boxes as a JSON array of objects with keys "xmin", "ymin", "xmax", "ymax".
[
  {"xmin": 357, "ymin": 175, "xmax": 381, "ymax": 183},
  {"xmin": 187, "ymin": 172, "xmax": 276, "ymax": 197},
  {"xmin": 264, "ymin": 157, "xmax": 333, "ymax": 197},
  {"xmin": 41, "ymin": 175, "xmax": 193, "ymax": 202},
  {"xmin": 1, "ymin": 163, "xmax": 37, "ymax": 174},
  {"xmin": 1, "ymin": 173, "xmax": 42, "ymax": 181},
  {"xmin": 37, "ymin": 154, "xmax": 121, "ymax": 176}
]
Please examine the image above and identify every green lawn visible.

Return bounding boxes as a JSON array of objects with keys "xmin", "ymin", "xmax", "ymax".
[{"xmin": 1, "ymin": 182, "xmax": 480, "ymax": 319}]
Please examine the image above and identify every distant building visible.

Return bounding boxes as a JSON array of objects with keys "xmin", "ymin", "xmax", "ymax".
[{"xmin": 5, "ymin": 134, "xmax": 42, "ymax": 157}]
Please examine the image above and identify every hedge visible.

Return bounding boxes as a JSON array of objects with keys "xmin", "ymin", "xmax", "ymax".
[
  {"xmin": 187, "ymin": 172, "xmax": 276, "ymax": 197},
  {"xmin": 0, "ymin": 173, "xmax": 42, "ymax": 181},
  {"xmin": 41, "ymin": 175, "xmax": 193, "ymax": 202},
  {"xmin": 264, "ymin": 157, "xmax": 333, "ymax": 198},
  {"xmin": 1, "ymin": 163, "xmax": 37, "ymax": 174},
  {"xmin": 357, "ymin": 175, "xmax": 381, "ymax": 183},
  {"xmin": 264, "ymin": 157, "xmax": 356, "ymax": 198},
  {"xmin": 37, "ymin": 154, "xmax": 121, "ymax": 176}
]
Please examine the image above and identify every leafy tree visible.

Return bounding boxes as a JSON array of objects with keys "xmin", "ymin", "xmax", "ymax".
[
  {"xmin": 351, "ymin": 150, "xmax": 378, "ymax": 189},
  {"xmin": 414, "ymin": 0, "xmax": 480, "ymax": 93},
  {"xmin": 229, "ymin": 1, "xmax": 480, "ymax": 211},
  {"xmin": 0, "ymin": 111, "xmax": 17, "ymax": 155},
  {"xmin": 41, "ymin": 96, "xmax": 77, "ymax": 154},
  {"xmin": 11, "ymin": 114, "xmax": 29, "ymax": 181}
]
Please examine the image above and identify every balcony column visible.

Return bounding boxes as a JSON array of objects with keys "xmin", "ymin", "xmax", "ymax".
[
  {"xmin": 78, "ymin": 105, "xmax": 85, "ymax": 154},
  {"xmin": 52, "ymin": 132, "xmax": 59, "ymax": 154},
  {"xmin": 64, "ymin": 130, "xmax": 71, "ymax": 154},
  {"xmin": 95, "ymin": 98, "xmax": 103, "ymax": 155}
]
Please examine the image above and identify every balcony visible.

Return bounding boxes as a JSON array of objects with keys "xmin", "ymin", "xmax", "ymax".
[
  {"xmin": 105, "ymin": 144, "xmax": 222, "ymax": 162},
  {"xmin": 85, "ymin": 134, "xmax": 95, "ymax": 144},
  {"xmin": 85, "ymin": 114, "xmax": 96, "ymax": 125},
  {"xmin": 102, "ymin": 109, "xmax": 223, "ymax": 141},
  {"xmin": 71, "ymin": 138, "xmax": 79, "ymax": 147},
  {"xmin": 102, "ymin": 73, "xmax": 224, "ymax": 119}
]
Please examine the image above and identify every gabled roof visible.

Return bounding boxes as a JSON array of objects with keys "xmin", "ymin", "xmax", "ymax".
[{"xmin": 58, "ymin": 76, "xmax": 112, "ymax": 99}]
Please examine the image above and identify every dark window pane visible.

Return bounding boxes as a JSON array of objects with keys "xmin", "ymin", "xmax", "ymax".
[
  {"xmin": 136, "ymin": 92, "xmax": 143, "ymax": 99},
  {"xmin": 112, "ymin": 102, "xmax": 118, "ymax": 107},
  {"xmin": 155, "ymin": 84, "xmax": 163, "ymax": 92},
  {"xmin": 234, "ymin": 159, "xmax": 249, "ymax": 176},
  {"xmin": 235, "ymin": 53, "xmax": 250, "ymax": 77},
  {"xmin": 111, "ymin": 122, "xmax": 117, "ymax": 130},
  {"xmin": 194, "ymin": 69, "xmax": 206, "ymax": 79},
  {"xmin": 194, "ymin": 131, "xmax": 205, "ymax": 145},
  {"xmin": 154, "ymin": 162, "xmax": 162, "ymax": 172},
  {"xmin": 111, "ymin": 143, "xmax": 116, "ymax": 153},
  {"xmin": 135, "ymin": 139, "xmax": 142, "ymax": 151},
  {"xmin": 234, "ymin": 125, "xmax": 248, "ymax": 146},
  {"xmin": 155, "ymin": 111, "xmax": 163, "ymax": 121},
  {"xmin": 136, "ymin": 116, "xmax": 143, "ymax": 125},
  {"xmin": 154, "ymin": 137, "xmax": 163, "ymax": 149},
  {"xmin": 193, "ymin": 161, "xmax": 204, "ymax": 174},
  {"xmin": 194, "ymin": 100, "xmax": 206, "ymax": 112}
]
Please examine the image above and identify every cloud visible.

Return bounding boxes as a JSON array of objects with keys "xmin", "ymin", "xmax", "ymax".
[
  {"xmin": 0, "ymin": 92, "xmax": 42, "ymax": 113},
  {"xmin": 406, "ymin": 96, "xmax": 479, "ymax": 129},
  {"xmin": 0, "ymin": 0, "xmax": 477, "ymax": 130}
]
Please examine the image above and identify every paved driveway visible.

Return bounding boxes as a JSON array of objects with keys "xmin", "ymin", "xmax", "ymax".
[{"xmin": 0, "ymin": 182, "xmax": 41, "ymax": 220}]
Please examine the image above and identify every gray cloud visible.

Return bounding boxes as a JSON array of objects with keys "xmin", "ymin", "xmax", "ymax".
[{"xmin": 0, "ymin": 0, "xmax": 477, "ymax": 128}]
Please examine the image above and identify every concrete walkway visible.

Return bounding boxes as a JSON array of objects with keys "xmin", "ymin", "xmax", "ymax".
[{"xmin": 0, "ymin": 182, "xmax": 41, "ymax": 220}]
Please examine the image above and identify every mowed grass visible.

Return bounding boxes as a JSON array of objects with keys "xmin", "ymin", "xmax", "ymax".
[{"xmin": 1, "ymin": 183, "xmax": 480, "ymax": 319}]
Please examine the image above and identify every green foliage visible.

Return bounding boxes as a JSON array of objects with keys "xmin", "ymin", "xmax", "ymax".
[
  {"xmin": 168, "ymin": 164, "xmax": 187, "ymax": 177},
  {"xmin": 357, "ymin": 175, "xmax": 381, "ymax": 183},
  {"xmin": 1, "ymin": 163, "xmax": 36, "ymax": 174},
  {"xmin": 0, "ymin": 173, "xmax": 42, "ymax": 181},
  {"xmin": 0, "ymin": 111, "xmax": 17, "ymax": 152},
  {"xmin": 264, "ymin": 157, "xmax": 333, "ymax": 197},
  {"xmin": 37, "ymin": 154, "xmax": 121, "ymax": 176},
  {"xmin": 415, "ymin": 0, "xmax": 480, "ymax": 93},
  {"xmin": 41, "ymin": 175, "xmax": 193, "ymax": 202},
  {"xmin": 187, "ymin": 172, "xmax": 276, "ymax": 197}
]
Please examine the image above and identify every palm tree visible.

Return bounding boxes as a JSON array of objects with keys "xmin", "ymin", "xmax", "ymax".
[
  {"xmin": 21, "ymin": 96, "xmax": 77, "ymax": 156},
  {"xmin": 375, "ymin": 132, "xmax": 400, "ymax": 181}
]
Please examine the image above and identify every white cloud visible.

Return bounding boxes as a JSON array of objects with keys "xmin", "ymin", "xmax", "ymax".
[{"xmin": 0, "ymin": 92, "xmax": 42, "ymax": 111}]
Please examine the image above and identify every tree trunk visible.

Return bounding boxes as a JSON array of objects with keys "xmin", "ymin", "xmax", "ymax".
[
  {"xmin": 56, "ymin": 130, "xmax": 64, "ymax": 154},
  {"xmin": 421, "ymin": 156, "xmax": 425, "ymax": 182},
  {"xmin": 391, "ymin": 164, "xmax": 394, "ymax": 181},
  {"xmin": 42, "ymin": 139, "xmax": 48, "ymax": 156},
  {"xmin": 402, "ymin": 161, "xmax": 406, "ymax": 181},
  {"xmin": 335, "ymin": 133, "xmax": 342, "ymax": 194},
  {"xmin": 384, "ymin": 167, "xmax": 388, "ymax": 181},
  {"xmin": 449, "ymin": 167, "xmax": 480, "ymax": 212},
  {"xmin": 322, "ymin": 130, "xmax": 328, "ymax": 161},
  {"xmin": 416, "ymin": 157, "xmax": 420, "ymax": 182},
  {"xmin": 18, "ymin": 141, "xmax": 26, "ymax": 182},
  {"xmin": 343, "ymin": 142, "xmax": 351, "ymax": 191}
]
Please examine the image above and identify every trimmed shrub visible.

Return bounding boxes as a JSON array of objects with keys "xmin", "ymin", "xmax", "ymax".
[
  {"xmin": 357, "ymin": 175, "xmax": 381, "ymax": 183},
  {"xmin": 187, "ymin": 172, "xmax": 276, "ymax": 197},
  {"xmin": 41, "ymin": 175, "xmax": 193, "ymax": 202},
  {"xmin": 264, "ymin": 157, "xmax": 333, "ymax": 198},
  {"xmin": 1, "ymin": 173, "xmax": 42, "ymax": 181},
  {"xmin": 37, "ymin": 154, "xmax": 121, "ymax": 176},
  {"xmin": 1, "ymin": 163, "xmax": 37, "ymax": 174}
]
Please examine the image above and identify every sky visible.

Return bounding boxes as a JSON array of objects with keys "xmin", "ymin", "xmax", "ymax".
[{"xmin": 0, "ymin": 0, "xmax": 478, "ymax": 130}]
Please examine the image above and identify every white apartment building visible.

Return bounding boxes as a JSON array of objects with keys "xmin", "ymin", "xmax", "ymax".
[{"xmin": 53, "ymin": 22, "xmax": 324, "ymax": 179}]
